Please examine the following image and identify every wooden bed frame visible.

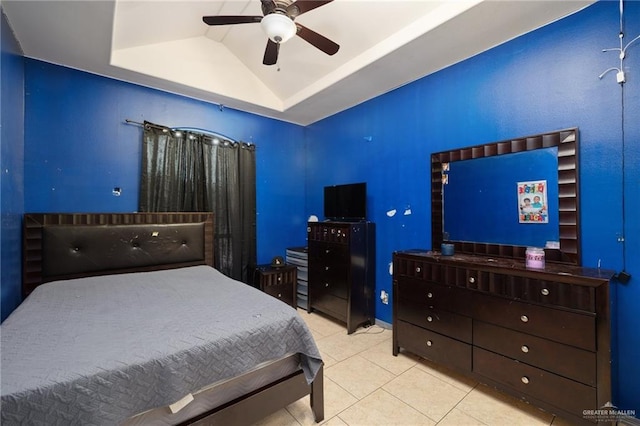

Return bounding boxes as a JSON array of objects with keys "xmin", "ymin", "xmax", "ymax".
[{"xmin": 22, "ymin": 212, "xmax": 324, "ymax": 425}]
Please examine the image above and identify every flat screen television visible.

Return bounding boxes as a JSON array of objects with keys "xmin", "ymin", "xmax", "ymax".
[{"xmin": 324, "ymin": 182, "xmax": 367, "ymax": 221}]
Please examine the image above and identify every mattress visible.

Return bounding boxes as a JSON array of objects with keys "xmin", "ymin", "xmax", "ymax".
[{"xmin": 1, "ymin": 266, "xmax": 322, "ymax": 425}]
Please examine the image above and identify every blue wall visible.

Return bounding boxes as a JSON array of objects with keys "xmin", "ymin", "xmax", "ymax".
[
  {"xmin": 305, "ymin": 1, "xmax": 639, "ymax": 412},
  {"xmin": 1, "ymin": 0, "xmax": 638, "ymax": 414},
  {"xmin": 22, "ymin": 60, "xmax": 308, "ymax": 269},
  {"xmin": 1, "ymin": 8, "xmax": 25, "ymax": 321}
]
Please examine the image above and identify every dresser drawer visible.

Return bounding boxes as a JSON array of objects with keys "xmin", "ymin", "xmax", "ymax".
[
  {"xmin": 309, "ymin": 242, "xmax": 349, "ymax": 261},
  {"xmin": 473, "ymin": 292, "xmax": 596, "ymax": 351},
  {"xmin": 258, "ymin": 268, "xmax": 296, "ymax": 288},
  {"xmin": 518, "ymin": 278, "xmax": 596, "ymax": 312},
  {"xmin": 474, "ymin": 321, "xmax": 596, "ymax": 385},
  {"xmin": 311, "ymin": 293, "xmax": 347, "ymax": 322},
  {"xmin": 312, "ymin": 274, "xmax": 348, "ymax": 299},
  {"xmin": 473, "ymin": 348, "xmax": 596, "ymax": 415},
  {"xmin": 397, "ymin": 278, "xmax": 471, "ymax": 316},
  {"xmin": 394, "ymin": 257, "xmax": 441, "ymax": 282},
  {"xmin": 307, "ymin": 224, "xmax": 350, "ymax": 244},
  {"xmin": 264, "ymin": 283, "xmax": 295, "ymax": 307},
  {"xmin": 315, "ymin": 261, "xmax": 349, "ymax": 282},
  {"xmin": 396, "ymin": 320, "xmax": 471, "ymax": 372},
  {"xmin": 398, "ymin": 304, "xmax": 472, "ymax": 343}
]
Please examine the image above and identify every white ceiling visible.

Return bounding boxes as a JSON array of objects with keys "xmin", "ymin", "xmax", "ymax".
[{"xmin": 3, "ymin": 0, "xmax": 594, "ymax": 125}]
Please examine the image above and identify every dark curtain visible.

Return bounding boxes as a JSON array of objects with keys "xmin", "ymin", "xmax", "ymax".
[{"xmin": 139, "ymin": 122, "xmax": 256, "ymax": 282}]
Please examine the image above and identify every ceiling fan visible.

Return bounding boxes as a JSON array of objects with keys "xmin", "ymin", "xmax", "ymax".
[{"xmin": 202, "ymin": 0, "xmax": 339, "ymax": 66}]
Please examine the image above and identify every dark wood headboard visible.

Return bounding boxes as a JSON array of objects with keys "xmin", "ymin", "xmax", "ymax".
[{"xmin": 23, "ymin": 212, "xmax": 214, "ymax": 298}]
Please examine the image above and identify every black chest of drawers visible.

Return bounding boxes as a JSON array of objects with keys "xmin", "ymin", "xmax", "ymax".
[
  {"xmin": 308, "ymin": 222, "xmax": 375, "ymax": 334},
  {"xmin": 392, "ymin": 250, "xmax": 613, "ymax": 425}
]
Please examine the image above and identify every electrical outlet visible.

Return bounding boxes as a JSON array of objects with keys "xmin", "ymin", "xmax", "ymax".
[{"xmin": 380, "ymin": 290, "xmax": 389, "ymax": 305}]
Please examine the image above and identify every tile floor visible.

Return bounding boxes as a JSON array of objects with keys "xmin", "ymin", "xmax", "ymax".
[{"xmin": 255, "ymin": 310, "xmax": 578, "ymax": 426}]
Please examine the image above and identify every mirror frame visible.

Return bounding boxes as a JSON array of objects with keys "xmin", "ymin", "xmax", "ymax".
[{"xmin": 431, "ymin": 128, "xmax": 580, "ymax": 265}]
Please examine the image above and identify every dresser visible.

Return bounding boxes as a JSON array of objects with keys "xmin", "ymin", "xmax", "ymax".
[
  {"xmin": 251, "ymin": 264, "xmax": 297, "ymax": 309},
  {"xmin": 392, "ymin": 250, "xmax": 613, "ymax": 425},
  {"xmin": 308, "ymin": 221, "xmax": 375, "ymax": 334}
]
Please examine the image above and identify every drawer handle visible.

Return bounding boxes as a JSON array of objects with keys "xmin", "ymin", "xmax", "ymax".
[
  {"xmin": 520, "ymin": 315, "xmax": 529, "ymax": 323},
  {"xmin": 325, "ymin": 249, "xmax": 330, "ymax": 254},
  {"xmin": 426, "ymin": 315, "xmax": 433, "ymax": 322},
  {"xmin": 541, "ymin": 288, "xmax": 550, "ymax": 296},
  {"xmin": 521, "ymin": 345, "xmax": 530, "ymax": 353},
  {"xmin": 469, "ymin": 277, "xmax": 476, "ymax": 284},
  {"xmin": 325, "ymin": 266, "xmax": 329, "ymax": 271},
  {"xmin": 521, "ymin": 376, "xmax": 530, "ymax": 385},
  {"xmin": 278, "ymin": 293, "xmax": 282, "ymax": 298},
  {"xmin": 416, "ymin": 266, "xmax": 421, "ymax": 273},
  {"xmin": 277, "ymin": 276, "xmax": 282, "ymax": 282},
  {"xmin": 427, "ymin": 292, "xmax": 433, "ymax": 299},
  {"xmin": 325, "ymin": 283, "xmax": 329, "ymax": 287},
  {"xmin": 426, "ymin": 340, "xmax": 433, "ymax": 347}
]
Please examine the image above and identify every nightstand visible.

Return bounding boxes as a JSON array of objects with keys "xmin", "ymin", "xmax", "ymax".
[{"xmin": 252, "ymin": 264, "xmax": 297, "ymax": 308}]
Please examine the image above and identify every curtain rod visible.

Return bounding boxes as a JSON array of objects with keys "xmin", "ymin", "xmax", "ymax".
[{"xmin": 124, "ymin": 119, "xmax": 242, "ymax": 145}]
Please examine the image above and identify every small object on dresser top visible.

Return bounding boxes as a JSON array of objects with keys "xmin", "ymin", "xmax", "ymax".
[
  {"xmin": 525, "ymin": 247, "xmax": 545, "ymax": 269},
  {"xmin": 271, "ymin": 255, "xmax": 285, "ymax": 268},
  {"xmin": 441, "ymin": 243, "xmax": 455, "ymax": 256}
]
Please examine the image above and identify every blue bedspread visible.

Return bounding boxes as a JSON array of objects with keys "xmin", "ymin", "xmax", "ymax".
[{"xmin": 1, "ymin": 266, "xmax": 322, "ymax": 425}]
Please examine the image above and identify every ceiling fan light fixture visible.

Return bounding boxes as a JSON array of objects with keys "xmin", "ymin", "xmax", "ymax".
[{"xmin": 261, "ymin": 13, "xmax": 296, "ymax": 44}]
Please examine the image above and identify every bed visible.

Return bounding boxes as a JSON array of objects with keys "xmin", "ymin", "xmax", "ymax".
[{"xmin": 1, "ymin": 212, "xmax": 324, "ymax": 425}]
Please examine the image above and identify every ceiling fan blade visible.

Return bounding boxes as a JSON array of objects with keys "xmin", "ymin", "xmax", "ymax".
[
  {"xmin": 287, "ymin": 0, "xmax": 333, "ymax": 17},
  {"xmin": 263, "ymin": 39, "xmax": 280, "ymax": 65},
  {"xmin": 295, "ymin": 23, "xmax": 339, "ymax": 56},
  {"xmin": 202, "ymin": 16, "xmax": 262, "ymax": 26}
]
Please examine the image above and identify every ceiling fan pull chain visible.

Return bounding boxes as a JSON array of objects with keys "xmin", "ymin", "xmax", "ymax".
[{"xmin": 276, "ymin": 42, "xmax": 282, "ymax": 71}]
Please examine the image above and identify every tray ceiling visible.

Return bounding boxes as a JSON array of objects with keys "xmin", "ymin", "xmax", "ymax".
[{"xmin": 3, "ymin": 0, "xmax": 593, "ymax": 125}]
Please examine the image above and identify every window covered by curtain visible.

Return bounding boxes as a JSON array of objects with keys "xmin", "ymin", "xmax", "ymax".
[{"xmin": 139, "ymin": 122, "xmax": 256, "ymax": 282}]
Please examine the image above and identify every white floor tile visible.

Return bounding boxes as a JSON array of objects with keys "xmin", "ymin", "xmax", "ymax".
[{"xmin": 257, "ymin": 311, "xmax": 559, "ymax": 426}]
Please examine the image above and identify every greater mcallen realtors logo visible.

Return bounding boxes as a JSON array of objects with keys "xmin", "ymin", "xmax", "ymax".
[{"xmin": 583, "ymin": 402, "xmax": 636, "ymax": 421}]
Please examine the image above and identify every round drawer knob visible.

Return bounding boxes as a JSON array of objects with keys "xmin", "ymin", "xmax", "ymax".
[
  {"xmin": 520, "ymin": 315, "xmax": 529, "ymax": 323},
  {"xmin": 325, "ymin": 283, "xmax": 329, "ymax": 287},
  {"xmin": 521, "ymin": 345, "xmax": 530, "ymax": 353},
  {"xmin": 427, "ymin": 292, "xmax": 433, "ymax": 299},
  {"xmin": 541, "ymin": 288, "xmax": 550, "ymax": 296},
  {"xmin": 426, "ymin": 340, "xmax": 433, "ymax": 347},
  {"xmin": 427, "ymin": 316, "xmax": 433, "ymax": 322},
  {"xmin": 278, "ymin": 293, "xmax": 282, "ymax": 298},
  {"xmin": 325, "ymin": 249, "xmax": 330, "ymax": 254},
  {"xmin": 469, "ymin": 277, "xmax": 476, "ymax": 284},
  {"xmin": 521, "ymin": 376, "xmax": 530, "ymax": 384},
  {"xmin": 277, "ymin": 276, "xmax": 282, "ymax": 282},
  {"xmin": 325, "ymin": 266, "xmax": 329, "ymax": 271},
  {"xmin": 416, "ymin": 266, "xmax": 421, "ymax": 273}
]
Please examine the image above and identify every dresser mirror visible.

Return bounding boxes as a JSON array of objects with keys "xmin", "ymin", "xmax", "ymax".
[{"xmin": 431, "ymin": 128, "xmax": 580, "ymax": 265}]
